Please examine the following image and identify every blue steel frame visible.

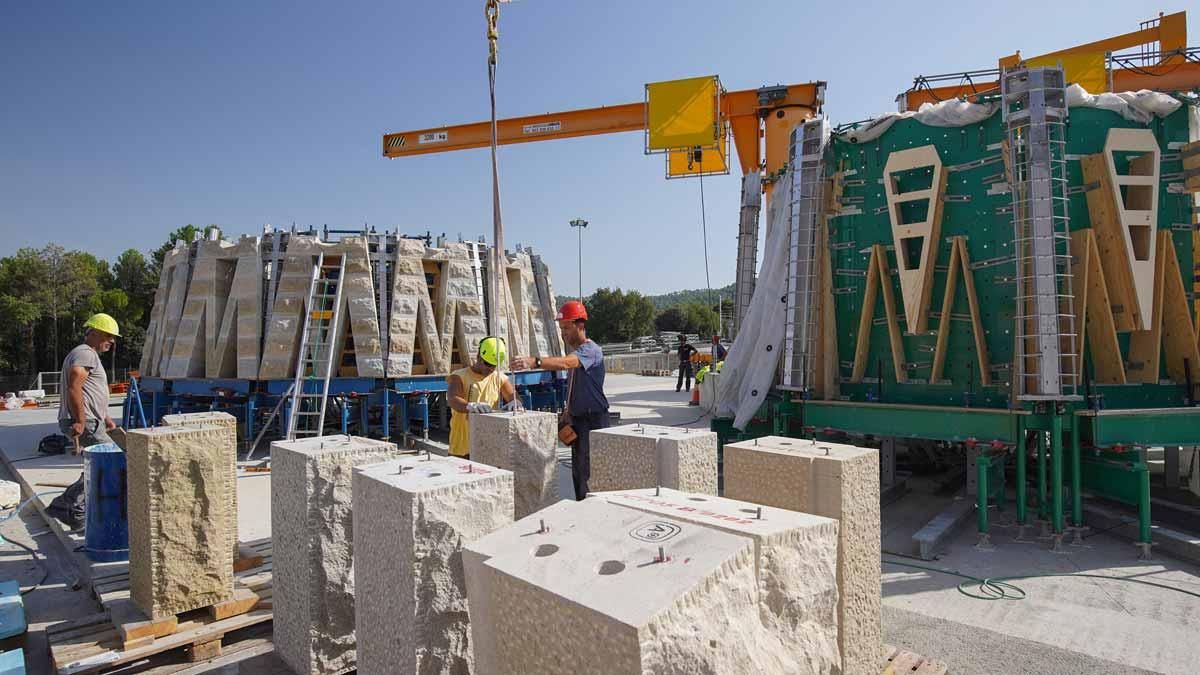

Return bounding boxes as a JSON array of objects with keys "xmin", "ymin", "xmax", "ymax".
[{"xmin": 123, "ymin": 370, "xmax": 565, "ymax": 445}]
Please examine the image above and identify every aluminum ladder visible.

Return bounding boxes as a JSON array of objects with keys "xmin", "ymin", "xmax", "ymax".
[{"xmin": 286, "ymin": 253, "xmax": 346, "ymax": 439}]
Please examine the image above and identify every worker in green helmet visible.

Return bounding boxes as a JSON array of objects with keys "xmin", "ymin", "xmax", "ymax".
[
  {"xmin": 58, "ymin": 313, "xmax": 120, "ymax": 453},
  {"xmin": 447, "ymin": 336, "xmax": 522, "ymax": 458}
]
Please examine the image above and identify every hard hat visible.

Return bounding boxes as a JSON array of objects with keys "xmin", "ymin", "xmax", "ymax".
[
  {"xmin": 84, "ymin": 313, "xmax": 121, "ymax": 337},
  {"xmin": 478, "ymin": 335, "xmax": 506, "ymax": 367},
  {"xmin": 556, "ymin": 300, "xmax": 588, "ymax": 322}
]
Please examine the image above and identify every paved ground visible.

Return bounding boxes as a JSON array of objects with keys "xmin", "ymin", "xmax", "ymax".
[{"xmin": 1, "ymin": 375, "xmax": 1198, "ymax": 673}]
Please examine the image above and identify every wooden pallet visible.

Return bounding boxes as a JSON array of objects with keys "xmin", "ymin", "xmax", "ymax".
[
  {"xmin": 49, "ymin": 540, "xmax": 273, "ymax": 674},
  {"xmin": 881, "ymin": 643, "xmax": 948, "ymax": 674}
]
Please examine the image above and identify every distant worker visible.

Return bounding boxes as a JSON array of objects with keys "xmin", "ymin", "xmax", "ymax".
[
  {"xmin": 447, "ymin": 336, "xmax": 522, "ymax": 458},
  {"xmin": 712, "ymin": 335, "xmax": 727, "ymax": 362},
  {"xmin": 675, "ymin": 336, "xmax": 698, "ymax": 393},
  {"xmin": 59, "ymin": 313, "xmax": 120, "ymax": 453},
  {"xmin": 512, "ymin": 300, "xmax": 608, "ymax": 500}
]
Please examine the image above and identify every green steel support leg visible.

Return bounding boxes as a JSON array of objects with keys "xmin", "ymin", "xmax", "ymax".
[
  {"xmin": 977, "ymin": 454, "xmax": 989, "ymax": 534},
  {"xmin": 1051, "ymin": 413, "xmax": 1064, "ymax": 534},
  {"xmin": 1137, "ymin": 460, "xmax": 1152, "ymax": 545},
  {"xmin": 1037, "ymin": 431, "xmax": 1048, "ymax": 519},
  {"xmin": 1070, "ymin": 415, "xmax": 1082, "ymax": 528},
  {"xmin": 1016, "ymin": 429, "xmax": 1027, "ymax": 525}
]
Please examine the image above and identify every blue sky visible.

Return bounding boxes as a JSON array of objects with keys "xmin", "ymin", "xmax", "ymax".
[{"xmin": 1, "ymin": 2, "xmax": 1192, "ymax": 295}]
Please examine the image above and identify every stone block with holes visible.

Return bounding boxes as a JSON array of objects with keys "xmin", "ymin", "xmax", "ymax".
[
  {"xmin": 588, "ymin": 424, "xmax": 718, "ymax": 495},
  {"xmin": 464, "ymin": 498, "xmax": 810, "ymax": 675},
  {"xmin": 595, "ymin": 488, "xmax": 841, "ymax": 673},
  {"xmin": 353, "ymin": 454, "xmax": 513, "ymax": 675},
  {"xmin": 161, "ymin": 411, "xmax": 239, "ymax": 559},
  {"xmin": 126, "ymin": 425, "xmax": 235, "ymax": 620},
  {"xmin": 271, "ymin": 435, "xmax": 402, "ymax": 675},
  {"xmin": 722, "ymin": 436, "xmax": 880, "ymax": 675},
  {"xmin": 469, "ymin": 411, "xmax": 558, "ymax": 518}
]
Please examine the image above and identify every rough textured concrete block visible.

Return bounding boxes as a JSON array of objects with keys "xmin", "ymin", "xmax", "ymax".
[
  {"xmin": 596, "ymin": 488, "xmax": 841, "ymax": 674},
  {"xmin": 467, "ymin": 498, "xmax": 808, "ymax": 675},
  {"xmin": 336, "ymin": 236, "xmax": 384, "ymax": 378},
  {"xmin": 590, "ymin": 424, "xmax": 718, "ymax": 495},
  {"xmin": 723, "ymin": 436, "xmax": 881, "ymax": 675},
  {"xmin": 469, "ymin": 411, "xmax": 558, "ymax": 518},
  {"xmin": 353, "ymin": 455, "xmax": 513, "ymax": 675},
  {"xmin": 126, "ymin": 425, "xmax": 234, "ymax": 620},
  {"xmin": 271, "ymin": 435, "xmax": 402, "ymax": 675},
  {"xmin": 161, "ymin": 412, "xmax": 239, "ymax": 559}
]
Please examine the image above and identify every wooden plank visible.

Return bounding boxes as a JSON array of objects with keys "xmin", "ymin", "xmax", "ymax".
[
  {"xmin": 1082, "ymin": 153, "xmax": 1140, "ymax": 331},
  {"xmin": 1157, "ymin": 232, "xmax": 1200, "ymax": 384},
  {"xmin": 185, "ymin": 639, "xmax": 222, "ymax": 663},
  {"xmin": 1127, "ymin": 230, "xmax": 1167, "ymax": 383},
  {"xmin": 884, "ymin": 649, "xmax": 924, "ymax": 674},
  {"xmin": 883, "ymin": 145, "xmax": 946, "ymax": 334},
  {"xmin": 1183, "ymin": 140, "xmax": 1200, "ymax": 193},
  {"xmin": 108, "ymin": 599, "xmax": 178, "ymax": 648},
  {"xmin": 877, "ymin": 246, "xmax": 909, "ymax": 383},
  {"xmin": 208, "ymin": 588, "xmax": 260, "ymax": 621},
  {"xmin": 851, "ymin": 245, "xmax": 882, "ymax": 382},
  {"xmin": 1073, "ymin": 230, "xmax": 1127, "ymax": 384},
  {"xmin": 929, "ymin": 236, "xmax": 961, "ymax": 382},
  {"xmin": 956, "ymin": 238, "xmax": 991, "ymax": 386}
]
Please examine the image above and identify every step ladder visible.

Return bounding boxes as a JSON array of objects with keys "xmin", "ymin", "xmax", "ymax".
[{"xmin": 286, "ymin": 253, "xmax": 346, "ymax": 439}]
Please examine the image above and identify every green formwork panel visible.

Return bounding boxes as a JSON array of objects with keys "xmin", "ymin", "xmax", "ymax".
[
  {"xmin": 800, "ymin": 400, "xmax": 1024, "ymax": 443},
  {"xmin": 1078, "ymin": 408, "xmax": 1200, "ymax": 448},
  {"xmin": 826, "ymin": 101, "xmax": 1196, "ymax": 413}
]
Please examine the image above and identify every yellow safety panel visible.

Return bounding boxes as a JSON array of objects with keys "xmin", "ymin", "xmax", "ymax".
[
  {"xmin": 666, "ymin": 126, "xmax": 729, "ymax": 178},
  {"xmin": 646, "ymin": 75, "xmax": 720, "ymax": 152},
  {"xmin": 1025, "ymin": 52, "xmax": 1107, "ymax": 93}
]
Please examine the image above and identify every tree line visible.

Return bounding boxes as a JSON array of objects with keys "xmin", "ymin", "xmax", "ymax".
[
  {"xmin": 582, "ymin": 288, "xmax": 728, "ymax": 345},
  {"xmin": 0, "ymin": 225, "xmax": 215, "ymax": 385}
]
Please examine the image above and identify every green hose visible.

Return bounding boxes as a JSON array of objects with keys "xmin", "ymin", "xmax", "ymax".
[{"xmin": 883, "ymin": 558, "xmax": 1200, "ymax": 602}]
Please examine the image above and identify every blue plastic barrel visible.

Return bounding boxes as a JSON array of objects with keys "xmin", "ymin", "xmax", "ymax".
[{"xmin": 83, "ymin": 442, "xmax": 128, "ymax": 562}]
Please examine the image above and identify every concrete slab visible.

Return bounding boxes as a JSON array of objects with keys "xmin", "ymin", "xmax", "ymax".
[
  {"xmin": 912, "ymin": 496, "xmax": 975, "ymax": 560},
  {"xmin": 589, "ymin": 424, "xmax": 717, "ymax": 495}
]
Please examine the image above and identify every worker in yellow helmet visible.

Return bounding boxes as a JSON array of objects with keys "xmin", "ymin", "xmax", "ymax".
[
  {"xmin": 58, "ymin": 313, "xmax": 120, "ymax": 453},
  {"xmin": 447, "ymin": 336, "xmax": 522, "ymax": 458}
]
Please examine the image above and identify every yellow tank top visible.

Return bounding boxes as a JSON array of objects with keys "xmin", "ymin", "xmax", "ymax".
[{"xmin": 448, "ymin": 366, "xmax": 506, "ymax": 457}]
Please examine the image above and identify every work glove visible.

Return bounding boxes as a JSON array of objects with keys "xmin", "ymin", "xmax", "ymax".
[
  {"xmin": 502, "ymin": 398, "xmax": 524, "ymax": 412},
  {"xmin": 467, "ymin": 402, "xmax": 494, "ymax": 414}
]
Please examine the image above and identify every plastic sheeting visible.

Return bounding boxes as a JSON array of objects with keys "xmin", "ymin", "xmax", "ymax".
[
  {"xmin": 715, "ymin": 165, "xmax": 793, "ymax": 430},
  {"xmin": 1065, "ymin": 84, "xmax": 1181, "ymax": 124},
  {"xmin": 842, "ymin": 97, "xmax": 998, "ymax": 144},
  {"xmin": 842, "ymin": 85, "xmax": 1183, "ymax": 145}
]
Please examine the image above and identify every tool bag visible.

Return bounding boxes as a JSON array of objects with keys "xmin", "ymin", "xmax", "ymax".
[
  {"xmin": 37, "ymin": 434, "xmax": 69, "ymax": 456},
  {"xmin": 46, "ymin": 475, "xmax": 85, "ymax": 530},
  {"xmin": 557, "ymin": 369, "xmax": 577, "ymax": 445}
]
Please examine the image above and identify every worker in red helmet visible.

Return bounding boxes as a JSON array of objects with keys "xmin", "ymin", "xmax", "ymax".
[
  {"xmin": 712, "ymin": 334, "xmax": 727, "ymax": 362},
  {"xmin": 511, "ymin": 300, "xmax": 609, "ymax": 500}
]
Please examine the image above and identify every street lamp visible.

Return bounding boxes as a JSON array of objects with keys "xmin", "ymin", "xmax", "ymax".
[{"xmin": 569, "ymin": 218, "xmax": 588, "ymax": 299}]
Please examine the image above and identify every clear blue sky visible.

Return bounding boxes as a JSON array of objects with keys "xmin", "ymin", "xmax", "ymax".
[{"xmin": 1, "ymin": 2, "xmax": 1192, "ymax": 295}]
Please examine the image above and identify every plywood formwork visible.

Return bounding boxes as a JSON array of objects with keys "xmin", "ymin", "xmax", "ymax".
[
  {"xmin": 139, "ymin": 232, "xmax": 562, "ymax": 380},
  {"xmin": 883, "ymin": 145, "xmax": 947, "ymax": 336}
]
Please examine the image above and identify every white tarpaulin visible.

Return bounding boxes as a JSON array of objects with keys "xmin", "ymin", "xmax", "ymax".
[
  {"xmin": 715, "ymin": 165, "xmax": 793, "ymax": 429},
  {"xmin": 842, "ymin": 85, "xmax": 1182, "ymax": 145}
]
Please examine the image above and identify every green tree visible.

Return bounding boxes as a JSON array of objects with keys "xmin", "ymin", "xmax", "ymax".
[
  {"xmin": 585, "ymin": 288, "xmax": 655, "ymax": 344},
  {"xmin": 680, "ymin": 301, "xmax": 719, "ymax": 337},
  {"xmin": 152, "ymin": 224, "xmax": 220, "ymax": 272},
  {"xmin": 0, "ymin": 249, "xmax": 51, "ymax": 379},
  {"xmin": 654, "ymin": 307, "xmax": 686, "ymax": 333}
]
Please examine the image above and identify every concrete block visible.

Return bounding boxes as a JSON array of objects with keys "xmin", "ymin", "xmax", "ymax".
[
  {"xmin": 466, "ymin": 498, "xmax": 810, "ymax": 675},
  {"xmin": 589, "ymin": 424, "xmax": 718, "ymax": 495},
  {"xmin": 469, "ymin": 411, "xmax": 558, "ymax": 518},
  {"xmin": 271, "ymin": 435, "xmax": 402, "ymax": 675},
  {"xmin": 161, "ymin": 412, "xmax": 239, "ymax": 559},
  {"xmin": 596, "ymin": 488, "xmax": 841, "ymax": 674},
  {"xmin": 353, "ymin": 455, "xmax": 513, "ymax": 675},
  {"xmin": 126, "ymin": 425, "xmax": 235, "ymax": 620},
  {"xmin": 0, "ymin": 481, "xmax": 20, "ymax": 510},
  {"xmin": 723, "ymin": 436, "xmax": 881, "ymax": 675}
]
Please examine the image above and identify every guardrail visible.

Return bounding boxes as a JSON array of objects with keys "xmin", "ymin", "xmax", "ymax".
[{"xmin": 603, "ymin": 352, "xmax": 674, "ymax": 374}]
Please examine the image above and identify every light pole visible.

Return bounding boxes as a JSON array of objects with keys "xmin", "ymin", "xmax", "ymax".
[{"xmin": 569, "ymin": 218, "xmax": 588, "ymax": 299}]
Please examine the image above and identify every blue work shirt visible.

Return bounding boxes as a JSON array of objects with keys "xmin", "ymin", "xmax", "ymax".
[{"xmin": 569, "ymin": 340, "xmax": 609, "ymax": 415}]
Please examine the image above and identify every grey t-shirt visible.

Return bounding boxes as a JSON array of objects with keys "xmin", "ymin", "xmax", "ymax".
[{"xmin": 58, "ymin": 344, "xmax": 110, "ymax": 422}]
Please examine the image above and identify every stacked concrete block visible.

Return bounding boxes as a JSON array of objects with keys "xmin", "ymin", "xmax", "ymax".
[
  {"xmin": 353, "ymin": 454, "xmax": 513, "ymax": 675},
  {"xmin": 336, "ymin": 236, "xmax": 384, "ymax": 377},
  {"xmin": 723, "ymin": 436, "xmax": 881, "ymax": 675},
  {"xmin": 436, "ymin": 243, "xmax": 489, "ymax": 368},
  {"xmin": 160, "ymin": 411, "xmax": 240, "ymax": 559},
  {"xmin": 140, "ymin": 242, "xmax": 185, "ymax": 375},
  {"xmin": 507, "ymin": 251, "xmax": 552, "ymax": 356},
  {"xmin": 271, "ymin": 435, "xmax": 402, "ymax": 675},
  {"xmin": 531, "ymin": 254, "xmax": 565, "ymax": 356},
  {"xmin": 589, "ymin": 424, "xmax": 718, "ymax": 495},
  {"xmin": 465, "ymin": 498, "xmax": 808, "ymax": 675},
  {"xmin": 259, "ymin": 235, "xmax": 322, "ymax": 379},
  {"xmin": 469, "ymin": 411, "xmax": 558, "ymax": 518},
  {"xmin": 163, "ymin": 239, "xmax": 236, "ymax": 378},
  {"xmin": 388, "ymin": 238, "xmax": 443, "ymax": 376},
  {"xmin": 204, "ymin": 236, "xmax": 263, "ymax": 379},
  {"xmin": 597, "ymin": 488, "xmax": 841, "ymax": 674},
  {"xmin": 126, "ymin": 425, "xmax": 235, "ymax": 619}
]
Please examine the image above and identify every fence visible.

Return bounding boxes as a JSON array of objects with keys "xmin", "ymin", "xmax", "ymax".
[{"xmin": 603, "ymin": 352, "xmax": 674, "ymax": 374}]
